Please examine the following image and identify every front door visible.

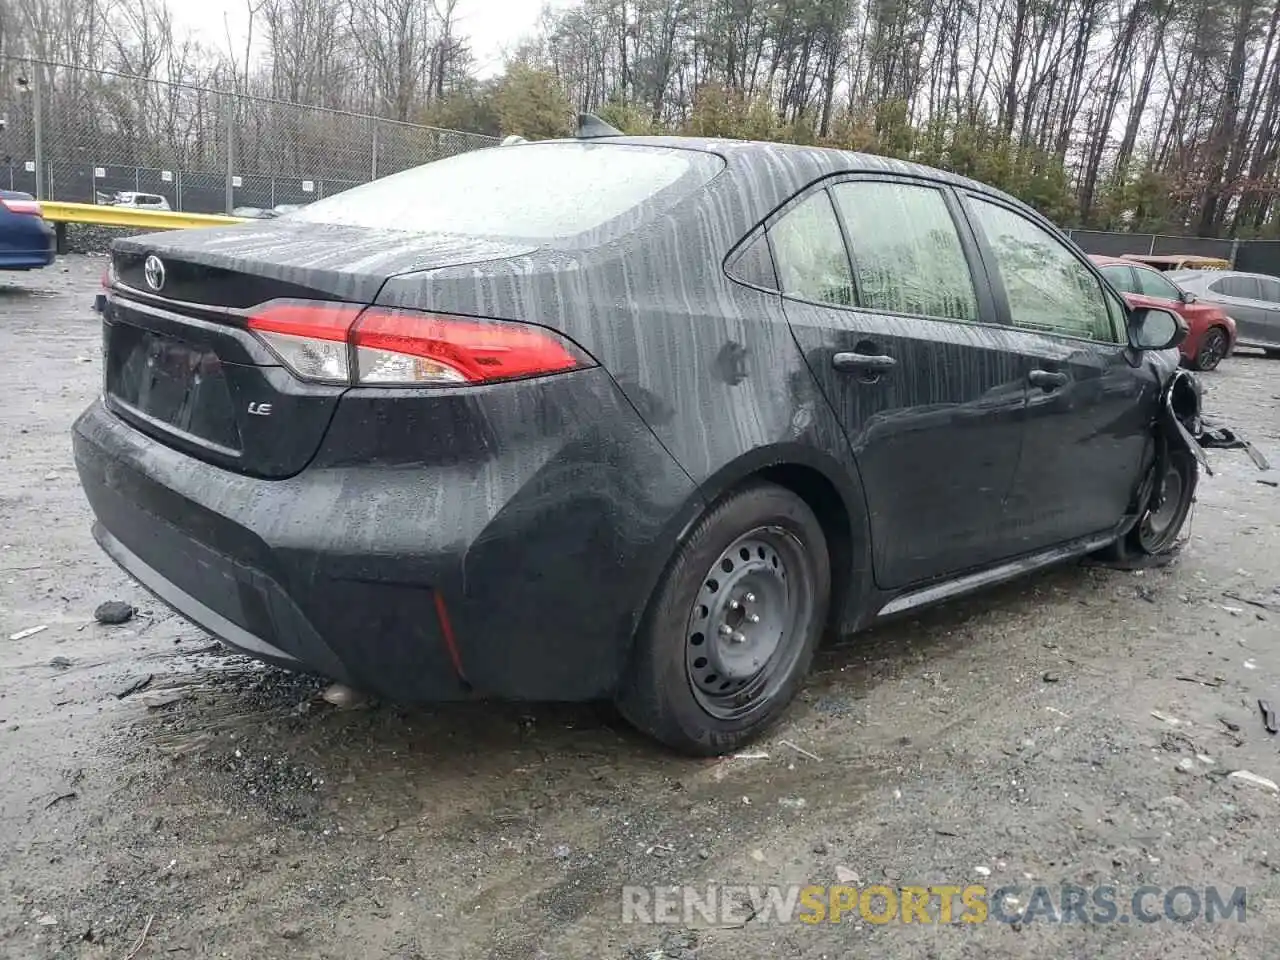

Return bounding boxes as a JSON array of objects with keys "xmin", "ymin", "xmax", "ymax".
[
  {"xmin": 771, "ymin": 178, "xmax": 1028, "ymax": 589},
  {"xmin": 962, "ymin": 195, "xmax": 1158, "ymax": 552}
]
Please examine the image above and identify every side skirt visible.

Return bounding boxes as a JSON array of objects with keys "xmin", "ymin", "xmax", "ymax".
[{"xmin": 873, "ymin": 528, "xmax": 1124, "ymax": 620}]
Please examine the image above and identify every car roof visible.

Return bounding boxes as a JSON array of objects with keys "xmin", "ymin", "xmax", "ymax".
[{"xmin": 531, "ymin": 134, "xmax": 1032, "ymax": 214}]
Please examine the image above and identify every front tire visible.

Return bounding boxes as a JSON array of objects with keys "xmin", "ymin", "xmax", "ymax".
[
  {"xmin": 1191, "ymin": 326, "xmax": 1229, "ymax": 371},
  {"xmin": 1102, "ymin": 448, "xmax": 1198, "ymax": 563},
  {"xmin": 617, "ymin": 483, "xmax": 830, "ymax": 756}
]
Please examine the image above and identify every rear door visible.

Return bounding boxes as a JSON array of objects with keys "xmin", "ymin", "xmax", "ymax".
[
  {"xmin": 1206, "ymin": 274, "xmax": 1271, "ymax": 344},
  {"xmin": 961, "ymin": 194, "xmax": 1157, "ymax": 552},
  {"xmin": 774, "ymin": 176, "xmax": 1028, "ymax": 589}
]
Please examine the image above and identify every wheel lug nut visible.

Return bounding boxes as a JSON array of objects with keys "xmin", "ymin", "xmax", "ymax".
[
  {"xmin": 718, "ymin": 624, "xmax": 733, "ymax": 637},
  {"xmin": 730, "ymin": 631, "xmax": 747, "ymax": 644},
  {"xmin": 729, "ymin": 600, "xmax": 741, "ymax": 610},
  {"xmin": 744, "ymin": 592, "xmax": 756, "ymax": 603},
  {"xmin": 747, "ymin": 613, "xmax": 760, "ymax": 624}
]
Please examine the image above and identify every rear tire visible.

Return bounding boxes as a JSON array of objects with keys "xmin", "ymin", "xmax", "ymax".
[
  {"xmin": 1191, "ymin": 326, "xmax": 1229, "ymax": 371},
  {"xmin": 1265, "ymin": 348, "xmax": 1280, "ymax": 359},
  {"xmin": 616, "ymin": 483, "xmax": 830, "ymax": 756}
]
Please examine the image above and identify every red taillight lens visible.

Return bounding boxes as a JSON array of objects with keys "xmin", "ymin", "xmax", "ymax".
[
  {"xmin": 246, "ymin": 300, "xmax": 592, "ymax": 387},
  {"xmin": 1, "ymin": 197, "xmax": 42, "ymax": 216}
]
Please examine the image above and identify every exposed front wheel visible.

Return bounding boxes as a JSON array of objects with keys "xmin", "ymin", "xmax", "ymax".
[
  {"xmin": 617, "ymin": 483, "xmax": 830, "ymax": 756},
  {"xmin": 1191, "ymin": 327, "xmax": 1229, "ymax": 371},
  {"xmin": 1133, "ymin": 449, "xmax": 1198, "ymax": 554}
]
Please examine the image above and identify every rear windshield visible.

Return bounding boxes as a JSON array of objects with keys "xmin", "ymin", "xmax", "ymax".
[{"xmin": 291, "ymin": 141, "xmax": 723, "ymax": 243}]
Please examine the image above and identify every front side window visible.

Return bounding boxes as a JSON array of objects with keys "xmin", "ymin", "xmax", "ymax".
[
  {"xmin": 830, "ymin": 181, "xmax": 979, "ymax": 322},
  {"xmin": 1133, "ymin": 267, "xmax": 1183, "ymax": 301},
  {"xmin": 769, "ymin": 192, "xmax": 854, "ymax": 306},
  {"xmin": 969, "ymin": 198, "xmax": 1119, "ymax": 342},
  {"xmin": 1100, "ymin": 264, "xmax": 1138, "ymax": 294}
]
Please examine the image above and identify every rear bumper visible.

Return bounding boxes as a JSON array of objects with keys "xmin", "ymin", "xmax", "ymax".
[
  {"xmin": 0, "ymin": 219, "xmax": 56, "ymax": 269},
  {"xmin": 73, "ymin": 371, "xmax": 696, "ymax": 702}
]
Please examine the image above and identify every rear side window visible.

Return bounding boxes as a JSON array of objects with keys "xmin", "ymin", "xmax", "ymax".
[
  {"xmin": 291, "ymin": 142, "xmax": 723, "ymax": 242},
  {"xmin": 769, "ymin": 192, "xmax": 854, "ymax": 306},
  {"xmin": 1258, "ymin": 277, "xmax": 1280, "ymax": 302},
  {"xmin": 1100, "ymin": 265, "xmax": 1137, "ymax": 294},
  {"xmin": 1211, "ymin": 276, "xmax": 1261, "ymax": 299},
  {"xmin": 831, "ymin": 181, "xmax": 978, "ymax": 322}
]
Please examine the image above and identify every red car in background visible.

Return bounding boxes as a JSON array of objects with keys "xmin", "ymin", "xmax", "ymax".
[{"xmin": 1090, "ymin": 255, "xmax": 1236, "ymax": 371}]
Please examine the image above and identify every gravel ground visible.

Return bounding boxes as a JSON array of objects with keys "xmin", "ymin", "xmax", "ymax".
[{"xmin": 2, "ymin": 258, "xmax": 1280, "ymax": 959}]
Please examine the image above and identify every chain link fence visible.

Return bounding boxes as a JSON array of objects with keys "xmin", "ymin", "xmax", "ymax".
[{"xmin": 0, "ymin": 58, "xmax": 498, "ymax": 214}]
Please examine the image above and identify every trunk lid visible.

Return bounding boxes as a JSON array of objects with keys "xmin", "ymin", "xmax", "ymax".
[{"xmin": 103, "ymin": 220, "xmax": 535, "ymax": 478}]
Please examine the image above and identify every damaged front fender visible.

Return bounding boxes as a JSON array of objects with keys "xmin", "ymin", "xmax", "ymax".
[
  {"xmin": 1162, "ymin": 367, "xmax": 1272, "ymax": 475},
  {"xmin": 1164, "ymin": 369, "xmax": 1213, "ymax": 477}
]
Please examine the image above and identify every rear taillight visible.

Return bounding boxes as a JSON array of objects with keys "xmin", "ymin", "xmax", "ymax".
[
  {"xmin": 1, "ymin": 197, "xmax": 42, "ymax": 217},
  {"xmin": 246, "ymin": 299, "xmax": 592, "ymax": 387}
]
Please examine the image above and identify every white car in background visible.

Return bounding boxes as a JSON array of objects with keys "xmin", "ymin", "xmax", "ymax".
[{"xmin": 101, "ymin": 192, "xmax": 172, "ymax": 211}]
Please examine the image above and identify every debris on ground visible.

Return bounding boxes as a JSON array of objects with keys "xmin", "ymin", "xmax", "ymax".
[
  {"xmin": 320, "ymin": 683, "xmax": 367, "ymax": 709},
  {"xmin": 93, "ymin": 601, "xmax": 135, "ymax": 625},
  {"xmin": 552, "ymin": 843, "xmax": 571, "ymax": 860},
  {"xmin": 1176, "ymin": 674, "xmax": 1225, "ymax": 687},
  {"xmin": 1260, "ymin": 700, "xmax": 1278, "ymax": 734},
  {"xmin": 1224, "ymin": 590, "xmax": 1280, "ymax": 612},
  {"xmin": 8, "ymin": 624, "xmax": 48, "ymax": 641},
  {"xmin": 1176, "ymin": 758, "xmax": 1198, "ymax": 773},
  {"xmin": 1227, "ymin": 770, "xmax": 1280, "ymax": 792},
  {"xmin": 778, "ymin": 739, "xmax": 822, "ymax": 762},
  {"xmin": 1197, "ymin": 422, "xmax": 1271, "ymax": 470},
  {"xmin": 48, "ymin": 656, "xmax": 73, "ymax": 670},
  {"xmin": 136, "ymin": 689, "xmax": 186, "ymax": 710},
  {"xmin": 1151, "ymin": 710, "xmax": 1184, "ymax": 726},
  {"xmin": 44, "ymin": 792, "xmax": 76, "ymax": 810},
  {"xmin": 113, "ymin": 675, "xmax": 153, "ymax": 700}
]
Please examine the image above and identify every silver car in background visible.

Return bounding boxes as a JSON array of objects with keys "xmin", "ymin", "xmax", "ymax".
[{"xmin": 1171, "ymin": 269, "xmax": 1280, "ymax": 356}]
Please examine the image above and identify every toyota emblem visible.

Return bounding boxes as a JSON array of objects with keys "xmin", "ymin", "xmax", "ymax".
[{"xmin": 143, "ymin": 254, "xmax": 166, "ymax": 292}]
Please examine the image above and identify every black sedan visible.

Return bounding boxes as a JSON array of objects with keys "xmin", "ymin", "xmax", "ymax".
[{"xmin": 74, "ymin": 120, "xmax": 1197, "ymax": 755}]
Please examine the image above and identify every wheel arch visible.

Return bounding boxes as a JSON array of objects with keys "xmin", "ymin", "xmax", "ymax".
[{"xmin": 626, "ymin": 444, "xmax": 874, "ymax": 658}]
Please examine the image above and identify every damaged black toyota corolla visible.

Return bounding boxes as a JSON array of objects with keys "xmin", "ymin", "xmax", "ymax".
[{"xmin": 74, "ymin": 119, "xmax": 1210, "ymax": 755}]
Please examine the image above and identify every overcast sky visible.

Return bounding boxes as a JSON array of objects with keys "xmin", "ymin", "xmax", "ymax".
[{"xmin": 167, "ymin": 0, "xmax": 566, "ymax": 79}]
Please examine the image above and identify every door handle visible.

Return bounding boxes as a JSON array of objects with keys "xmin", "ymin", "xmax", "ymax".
[
  {"xmin": 833, "ymin": 352, "xmax": 897, "ymax": 373},
  {"xmin": 1028, "ymin": 369, "xmax": 1069, "ymax": 390}
]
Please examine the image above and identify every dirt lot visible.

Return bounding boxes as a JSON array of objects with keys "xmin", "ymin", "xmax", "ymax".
[{"xmin": 2, "ymin": 258, "xmax": 1280, "ymax": 960}]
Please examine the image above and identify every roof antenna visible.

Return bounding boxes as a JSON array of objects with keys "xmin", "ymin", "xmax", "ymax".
[{"xmin": 576, "ymin": 113, "xmax": 623, "ymax": 139}]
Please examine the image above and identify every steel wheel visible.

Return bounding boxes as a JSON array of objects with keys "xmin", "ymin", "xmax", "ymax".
[
  {"xmin": 684, "ymin": 526, "xmax": 816, "ymax": 721},
  {"xmin": 616, "ymin": 482, "xmax": 830, "ymax": 755},
  {"xmin": 1136, "ymin": 452, "xmax": 1194, "ymax": 554},
  {"xmin": 1194, "ymin": 328, "xmax": 1228, "ymax": 371}
]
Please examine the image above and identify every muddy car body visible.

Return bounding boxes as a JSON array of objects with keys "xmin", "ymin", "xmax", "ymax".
[{"xmin": 74, "ymin": 127, "xmax": 1197, "ymax": 754}]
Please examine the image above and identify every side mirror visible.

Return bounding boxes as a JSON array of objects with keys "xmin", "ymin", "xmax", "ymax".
[
  {"xmin": 1129, "ymin": 306, "xmax": 1188, "ymax": 351},
  {"xmin": 1180, "ymin": 290, "xmax": 1196, "ymax": 304}
]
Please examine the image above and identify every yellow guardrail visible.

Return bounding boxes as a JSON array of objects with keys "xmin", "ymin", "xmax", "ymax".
[{"xmin": 40, "ymin": 201, "xmax": 246, "ymax": 231}]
